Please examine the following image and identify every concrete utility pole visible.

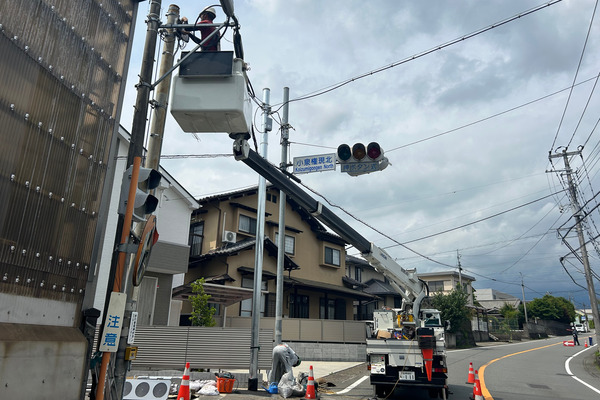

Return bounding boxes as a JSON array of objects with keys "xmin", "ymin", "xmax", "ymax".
[
  {"xmin": 457, "ymin": 250, "xmax": 462, "ymax": 288},
  {"xmin": 520, "ymin": 272, "xmax": 528, "ymax": 323},
  {"xmin": 249, "ymin": 88, "xmax": 271, "ymax": 391},
  {"xmin": 95, "ymin": 2, "xmax": 162, "ymax": 400},
  {"xmin": 114, "ymin": 4, "xmax": 180, "ymax": 400},
  {"xmin": 145, "ymin": 4, "xmax": 179, "ymax": 171},
  {"xmin": 550, "ymin": 148, "xmax": 600, "ymax": 347},
  {"xmin": 275, "ymin": 87, "xmax": 290, "ymax": 345}
]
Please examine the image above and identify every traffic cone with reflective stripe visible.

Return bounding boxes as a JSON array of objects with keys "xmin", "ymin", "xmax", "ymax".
[
  {"xmin": 466, "ymin": 362, "xmax": 475, "ymax": 384},
  {"xmin": 473, "ymin": 370, "xmax": 483, "ymax": 400},
  {"xmin": 177, "ymin": 362, "xmax": 191, "ymax": 400},
  {"xmin": 304, "ymin": 365, "xmax": 316, "ymax": 399}
]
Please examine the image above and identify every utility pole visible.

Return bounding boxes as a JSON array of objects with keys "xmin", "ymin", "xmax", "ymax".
[
  {"xmin": 275, "ymin": 87, "xmax": 290, "ymax": 345},
  {"xmin": 95, "ymin": 2, "xmax": 162, "ymax": 400},
  {"xmin": 114, "ymin": 5, "xmax": 180, "ymax": 400},
  {"xmin": 520, "ymin": 272, "xmax": 528, "ymax": 324},
  {"xmin": 457, "ymin": 250, "xmax": 462, "ymax": 288},
  {"xmin": 145, "ymin": 4, "xmax": 178, "ymax": 171},
  {"xmin": 550, "ymin": 148, "xmax": 600, "ymax": 347},
  {"xmin": 249, "ymin": 88, "xmax": 271, "ymax": 391}
]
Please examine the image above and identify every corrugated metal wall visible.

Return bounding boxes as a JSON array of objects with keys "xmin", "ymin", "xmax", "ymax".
[
  {"xmin": 0, "ymin": 0, "xmax": 134, "ymax": 306},
  {"xmin": 131, "ymin": 326, "xmax": 274, "ymax": 370}
]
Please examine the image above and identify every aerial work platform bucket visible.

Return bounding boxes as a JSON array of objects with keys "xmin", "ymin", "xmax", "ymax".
[{"xmin": 170, "ymin": 51, "xmax": 252, "ymax": 134}]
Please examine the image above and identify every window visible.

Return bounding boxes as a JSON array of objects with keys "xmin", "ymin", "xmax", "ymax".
[
  {"xmin": 355, "ymin": 267, "xmax": 362, "ymax": 282},
  {"xmin": 266, "ymin": 193, "xmax": 277, "ymax": 203},
  {"xmin": 188, "ymin": 222, "xmax": 204, "ymax": 257},
  {"xmin": 240, "ymin": 276, "xmax": 267, "ymax": 317},
  {"xmin": 428, "ymin": 280, "xmax": 445, "ymax": 292},
  {"xmin": 275, "ymin": 233, "xmax": 295, "ymax": 255},
  {"xmin": 324, "ymin": 246, "xmax": 340, "ymax": 266},
  {"xmin": 289, "ymin": 294, "xmax": 309, "ymax": 318},
  {"xmin": 319, "ymin": 298, "xmax": 346, "ymax": 320},
  {"xmin": 357, "ymin": 301, "xmax": 376, "ymax": 321},
  {"xmin": 239, "ymin": 214, "xmax": 257, "ymax": 235}
]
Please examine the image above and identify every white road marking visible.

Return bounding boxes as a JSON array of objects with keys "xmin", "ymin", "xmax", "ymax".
[
  {"xmin": 564, "ymin": 343, "xmax": 600, "ymax": 395},
  {"xmin": 336, "ymin": 375, "xmax": 369, "ymax": 394}
]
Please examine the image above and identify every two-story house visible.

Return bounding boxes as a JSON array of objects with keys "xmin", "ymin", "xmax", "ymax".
[
  {"xmin": 345, "ymin": 255, "xmax": 477, "ymax": 314},
  {"xmin": 172, "ymin": 185, "xmax": 378, "ymax": 325}
]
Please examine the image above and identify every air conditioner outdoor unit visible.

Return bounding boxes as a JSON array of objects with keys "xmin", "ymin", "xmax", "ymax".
[
  {"xmin": 123, "ymin": 379, "xmax": 170, "ymax": 400},
  {"xmin": 222, "ymin": 230, "xmax": 237, "ymax": 243}
]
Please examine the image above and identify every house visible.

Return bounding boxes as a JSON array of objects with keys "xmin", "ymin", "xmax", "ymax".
[
  {"xmin": 93, "ymin": 126, "xmax": 200, "ymax": 326},
  {"xmin": 172, "ymin": 185, "xmax": 378, "ymax": 324},
  {"xmin": 476, "ymin": 288, "xmax": 521, "ymax": 313},
  {"xmin": 345, "ymin": 256, "xmax": 476, "ymax": 310}
]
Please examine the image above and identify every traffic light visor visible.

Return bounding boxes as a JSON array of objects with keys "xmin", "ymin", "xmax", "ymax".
[
  {"xmin": 352, "ymin": 143, "xmax": 366, "ymax": 160},
  {"xmin": 367, "ymin": 142, "xmax": 381, "ymax": 160},
  {"xmin": 337, "ymin": 144, "xmax": 352, "ymax": 161},
  {"xmin": 139, "ymin": 168, "xmax": 162, "ymax": 190}
]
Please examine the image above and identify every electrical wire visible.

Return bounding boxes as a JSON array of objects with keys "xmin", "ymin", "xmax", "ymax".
[
  {"xmin": 550, "ymin": 0, "xmax": 599, "ymax": 151},
  {"xmin": 400, "ymin": 190, "xmax": 565, "ymax": 245},
  {"xmin": 269, "ymin": 0, "xmax": 564, "ymax": 113},
  {"xmin": 388, "ymin": 76, "xmax": 599, "ymax": 153}
]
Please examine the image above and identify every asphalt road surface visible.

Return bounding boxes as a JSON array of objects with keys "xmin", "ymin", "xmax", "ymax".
[{"xmin": 205, "ymin": 336, "xmax": 600, "ymax": 399}]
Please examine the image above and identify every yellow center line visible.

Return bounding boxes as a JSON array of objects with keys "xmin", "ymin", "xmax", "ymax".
[{"xmin": 479, "ymin": 341, "xmax": 562, "ymax": 399}]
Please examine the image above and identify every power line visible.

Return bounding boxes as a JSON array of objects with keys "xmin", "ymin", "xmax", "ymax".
[
  {"xmin": 388, "ymin": 75, "xmax": 599, "ymax": 153},
  {"xmin": 400, "ymin": 190, "xmax": 565, "ymax": 245},
  {"xmin": 550, "ymin": 0, "xmax": 598, "ymax": 151},
  {"xmin": 269, "ymin": 0, "xmax": 564, "ymax": 112}
]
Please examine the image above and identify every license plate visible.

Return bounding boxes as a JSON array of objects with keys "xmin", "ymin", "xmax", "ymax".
[{"xmin": 399, "ymin": 371, "xmax": 415, "ymax": 381}]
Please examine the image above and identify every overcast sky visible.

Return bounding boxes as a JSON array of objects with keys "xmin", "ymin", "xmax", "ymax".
[{"xmin": 122, "ymin": 0, "xmax": 600, "ymax": 309}]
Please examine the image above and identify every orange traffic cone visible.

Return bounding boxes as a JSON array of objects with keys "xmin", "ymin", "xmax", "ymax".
[
  {"xmin": 466, "ymin": 362, "xmax": 475, "ymax": 384},
  {"xmin": 177, "ymin": 362, "xmax": 191, "ymax": 400},
  {"xmin": 473, "ymin": 370, "xmax": 483, "ymax": 400},
  {"xmin": 305, "ymin": 365, "xmax": 316, "ymax": 399},
  {"xmin": 585, "ymin": 340, "xmax": 588, "ymax": 348}
]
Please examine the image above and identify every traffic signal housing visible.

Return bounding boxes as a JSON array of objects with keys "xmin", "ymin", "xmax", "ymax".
[
  {"xmin": 118, "ymin": 166, "xmax": 162, "ymax": 222},
  {"xmin": 337, "ymin": 142, "xmax": 389, "ymax": 176}
]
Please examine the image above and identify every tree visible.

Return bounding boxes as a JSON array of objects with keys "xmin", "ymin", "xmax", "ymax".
[
  {"xmin": 430, "ymin": 287, "xmax": 472, "ymax": 335},
  {"xmin": 189, "ymin": 278, "xmax": 216, "ymax": 327},
  {"xmin": 499, "ymin": 303, "xmax": 520, "ymax": 329},
  {"xmin": 527, "ymin": 294, "xmax": 575, "ymax": 323}
]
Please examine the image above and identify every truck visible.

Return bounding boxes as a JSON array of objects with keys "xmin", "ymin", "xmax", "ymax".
[{"xmin": 230, "ymin": 135, "xmax": 449, "ymax": 399}]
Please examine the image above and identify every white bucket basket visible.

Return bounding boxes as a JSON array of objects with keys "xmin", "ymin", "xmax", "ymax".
[{"xmin": 170, "ymin": 51, "xmax": 252, "ymax": 134}]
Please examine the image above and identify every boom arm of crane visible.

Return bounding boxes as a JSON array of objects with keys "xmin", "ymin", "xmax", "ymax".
[{"xmin": 232, "ymin": 136, "xmax": 428, "ymax": 322}]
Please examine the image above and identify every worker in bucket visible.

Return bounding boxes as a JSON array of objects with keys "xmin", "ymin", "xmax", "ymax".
[{"xmin": 181, "ymin": 7, "xmax": 221, "ymax": 51}]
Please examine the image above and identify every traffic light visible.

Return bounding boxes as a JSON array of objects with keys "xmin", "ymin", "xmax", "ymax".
[
  {"xmin": 337, "ymin": 142, "xmax": 389, "ymax": 176},
  {"xmin": 118, "ymin": 165, "xmax": 162, "ymax": 222}
]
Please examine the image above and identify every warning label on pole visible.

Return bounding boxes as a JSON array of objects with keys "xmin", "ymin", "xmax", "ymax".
[{"xmin": 99, "ymin": 292, "xmax": 127, "ymax": 352}]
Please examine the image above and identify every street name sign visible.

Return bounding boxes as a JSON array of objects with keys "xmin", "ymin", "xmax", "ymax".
[{"xmin": 293, "ymin": 153, "xmax": 336, "ymax": 174}]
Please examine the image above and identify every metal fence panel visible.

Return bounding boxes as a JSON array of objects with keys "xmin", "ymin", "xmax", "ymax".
[{"xmin": 131, "ymin": 326, "xmax": 274, "ymax": 370}]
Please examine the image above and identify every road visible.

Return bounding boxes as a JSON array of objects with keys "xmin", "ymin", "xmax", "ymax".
[
  {"xmin": 219, "ymin": 336, "xmax": 599, "ymax": 400},
  {"xmin": 451, "ymin": 337, "xmax": 600, "ymax": 400}
]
